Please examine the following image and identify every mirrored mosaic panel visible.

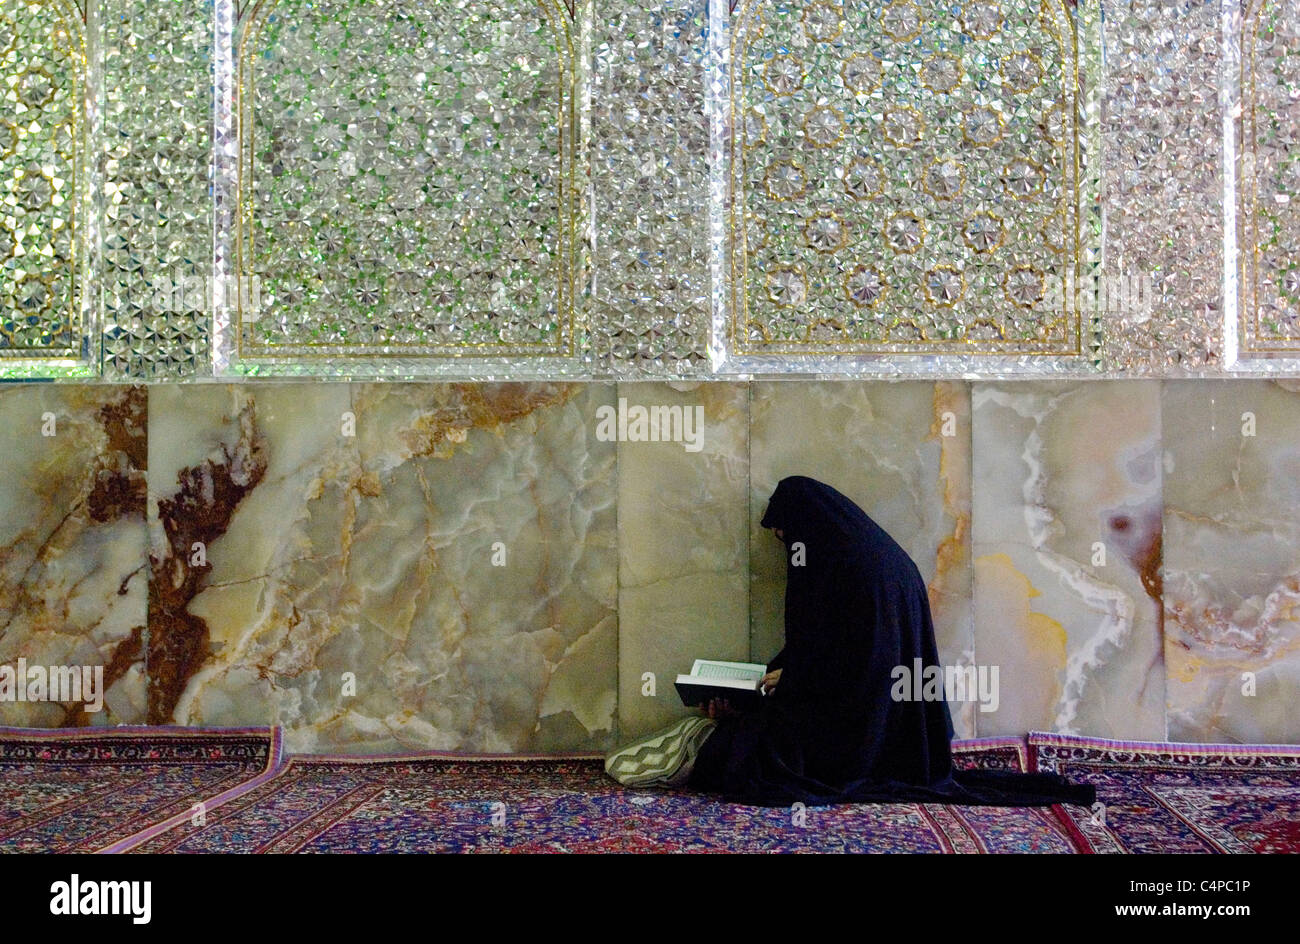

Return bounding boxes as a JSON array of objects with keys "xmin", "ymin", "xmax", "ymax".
[
  {"xmin": 726, "ymin": 0, "xmax": 1094, "ymax": 358},
  {"xmin": 1100, "ymin": 0, "xmax": 1222, "ymax": 374},
  {"xmin": 0, "ymin": 0, "xmax": 92, "ymax": 374},
  {"xmin": 1238, "ymin": 0, "xmax": 1300, "ymax": 357},
  {"xmin": 0, "ymin": 0, "xmax": 1286, "ymax": 380},
  {"xmin": 229, "ymin": 0, "xmax": 586, "ymax": 369},
  {"xmin": 101, "ymin": 0, "xmax": 213, "ymax": 380},
  {"xmin": 589, "ymin": 0, "xmax": 712, "ymax": 374}
]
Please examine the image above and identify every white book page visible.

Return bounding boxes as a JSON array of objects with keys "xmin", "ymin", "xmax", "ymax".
[
  {"xmin": 689, "ymin": 659, "xmax": 766, "ymax": 682},
  {"xmin": 675, "ymin": 675, "xmax": 759, "ymax": 691}
]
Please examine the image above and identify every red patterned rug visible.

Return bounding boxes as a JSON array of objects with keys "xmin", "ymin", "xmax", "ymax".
[
  {"xmin": 0, "ymin": 727, "xmax": 280, "ymax": 853},
  {"xmin": 122, "ymin": 738, "xmax": 1086, "ymax": 853},
  {"xmin": 1030, "ymin": 733, "xmax": 1300, "ymax": 853},
  {"xmin": 6, "ymin": 729, "xmax": 1298, "ymax": 853}
]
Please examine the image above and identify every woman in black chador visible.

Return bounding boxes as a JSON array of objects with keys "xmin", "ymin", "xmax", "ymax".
[{"xmin": 606, "ymin": 475, "xmax": 1096, "ymax": 809}]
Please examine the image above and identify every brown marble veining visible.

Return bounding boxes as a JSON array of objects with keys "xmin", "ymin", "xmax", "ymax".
[
  {"xmin": 0, "ymin": 385, "xmax": 149, "ymax": 726},
  {"xmin": 148, "ymin": 399, "xmax": 268, "ymax": 723}
]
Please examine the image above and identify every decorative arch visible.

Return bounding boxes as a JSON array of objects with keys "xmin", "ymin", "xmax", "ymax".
[
  {"xmin": 1239, "ymin": 0, "xmax": 1300, "ymax": 355},
  {"xmin": 234, "ymin": 0, "xmax": 580, "ymax": 362},
  {"xmin": 0, "ymin": 0, "xmax": 87, "ymax": 361},
  {"xmin": 728, "ymin": 0, "xmax": 1083, "ymax": 357}
]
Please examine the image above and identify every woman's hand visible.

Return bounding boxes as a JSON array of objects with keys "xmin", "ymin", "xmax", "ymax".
[
  {"xmin": 760, "ymin": 669, "xmax": 782, "ymax": 694},
  {"xmin": 707, "ymin": 698, "xmax": 741, "ymax": 720}
]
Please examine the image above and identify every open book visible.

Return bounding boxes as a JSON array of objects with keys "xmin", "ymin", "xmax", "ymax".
[{"xmin": 675, "ymin": 659, "xmax": 768, "ymax": 710}]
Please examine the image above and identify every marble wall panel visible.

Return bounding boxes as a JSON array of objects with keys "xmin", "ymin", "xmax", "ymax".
[
  {"xmin": 1163, "ymin": 381, "xmax": 1300, "ymax": 742},
  {"xmin": 972, "ymin": 381, "xmax": 1165, "ymax": 739},
  {"xmin": 616, "ymin": 382, "xmax": 749, "ymax": 739},
  {"xmin": 148, "ymin": 382, "xmax": 617, "ymax": 753},
  {"xmin": 348, "ymin": 383, "xmax": 618, "ymax": 753},
  {"xmin": 750, "ymin": 381, "xmax": 974, "ymax": 737},
  {"xmin": 147, "ymin": 383, "xmax": 352, "ymax": 734},
  {"xmin": 3, "ymin": 378, "xmax": 1299, "ymax": 747},
  {"xmin": 0, "ymin": 384, "xmax": 148, "ymax": 725}
]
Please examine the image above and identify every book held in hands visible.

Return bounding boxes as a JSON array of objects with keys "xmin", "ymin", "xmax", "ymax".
[{"xmin": 675, "ymin": 659, "xmax": 769, "ymax": 710}]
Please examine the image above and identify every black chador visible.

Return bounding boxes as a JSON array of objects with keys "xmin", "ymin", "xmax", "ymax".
[{"xmin": 689, "ymin": 476, "xmax": 1097, "ymax": 808}]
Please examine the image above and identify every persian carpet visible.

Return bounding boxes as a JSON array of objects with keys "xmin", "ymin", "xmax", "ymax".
[
  {"xmin": 1030, "ymin": 733, "xmax": 1300, "ymax": 854},
  {"xmin": 0, "ymin": 727, "xmax": 281, "ymax": 853},
  {"xmin": 121, "ymin": 737, "xmax": 1087, "ymax": 853},
  {"xmin": 11, "ymin": 729, "xmax": 1296, "ymax": 853}
]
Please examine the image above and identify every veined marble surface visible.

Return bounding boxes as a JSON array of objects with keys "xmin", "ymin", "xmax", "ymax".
[
  {"xmin": 616, "ymin": 382, "xmax": 749, "ymax": 739},
  {"xmin": 4, "ymin": 380, "xmax": 1299, "ymax": 746},
  {"xmin": 750, "ymin": 381, "xmax": 975, "ymax": 737},
  {"xmin": 972, "ymin": 382, "xmax": 1165, "ymax": 739},
  {"xmin": 1163, "ymin": 382, "xmax": 1300, "ymax": 743},
  {"xmin": 149, "ymin": 383, "xmax": 617, "ymax": 753},
  {"xmin": 0, "ymin": 385, "xmax": 148, "ymax": 725}
]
